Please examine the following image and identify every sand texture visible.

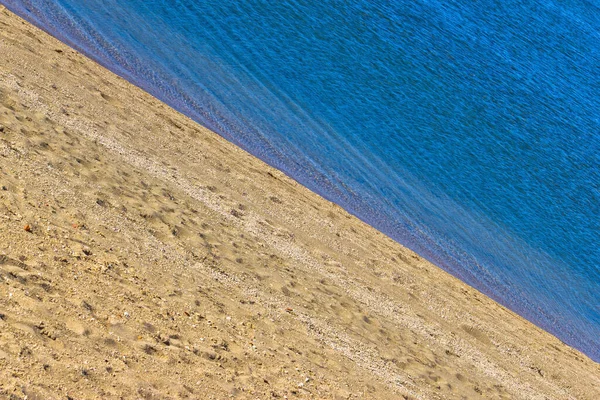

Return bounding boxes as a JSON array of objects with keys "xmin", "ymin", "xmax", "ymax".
[{"xmin": 0, "ymin": 8, "xmax": 598, "ymax": 400}]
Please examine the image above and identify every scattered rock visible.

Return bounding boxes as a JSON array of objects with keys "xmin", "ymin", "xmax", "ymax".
[
  {"xmin": 214, "ymin": 340, "xmax": 229, "ymax": 351},
  {"xmin": 143, "ymin": 344, "xmax": 157, "ymax": 355},
  {"xmin": 35, "ymin": 322, "xmax": 57, "ymax": 340},
  {"xmin": 24, "ymin": 224, "xmax": 32, "ymax": 232},
  {"xmin": 158, "ymin": 333, "xmax": 170, "ymax": 345}
]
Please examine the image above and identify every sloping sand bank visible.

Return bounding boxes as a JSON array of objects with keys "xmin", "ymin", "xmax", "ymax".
[{"xmin": 0, "ymin": 7, "xmax": 598, "ymax": 400}]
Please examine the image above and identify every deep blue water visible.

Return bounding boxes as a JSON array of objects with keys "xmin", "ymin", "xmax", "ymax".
[{"xmin": 3, "ymin": 0, "xmax": 598, "ymax": 361}]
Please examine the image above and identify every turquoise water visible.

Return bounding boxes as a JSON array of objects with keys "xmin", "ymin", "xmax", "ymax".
[{"xmin": 3, "ymin": 0, "xmax": 599, "ymax": 361}]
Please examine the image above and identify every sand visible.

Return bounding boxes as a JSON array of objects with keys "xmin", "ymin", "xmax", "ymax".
[{"xmin": 0, "ymin": 7, "xmax": 598, "ymax": 400}]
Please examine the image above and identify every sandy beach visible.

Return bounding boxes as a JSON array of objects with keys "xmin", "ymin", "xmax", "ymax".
[{"xmin": 0, "ymin": 7, "xmax": 599, "ymax": 399}]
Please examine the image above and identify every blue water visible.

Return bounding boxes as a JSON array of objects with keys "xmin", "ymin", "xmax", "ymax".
[{"xmin": 3, "ymin": 0, "xmax": 599, "ymax": 361}]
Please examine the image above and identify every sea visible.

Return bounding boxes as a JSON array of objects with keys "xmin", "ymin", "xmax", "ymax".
[{"xmin": 3, "ymin": 0, "xmax": 598, "ymax": 362}]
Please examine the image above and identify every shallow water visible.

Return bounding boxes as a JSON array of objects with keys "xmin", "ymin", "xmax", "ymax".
[{"xmin": 3, "ymin": 0, "xmax": 599, "ymax": 361}]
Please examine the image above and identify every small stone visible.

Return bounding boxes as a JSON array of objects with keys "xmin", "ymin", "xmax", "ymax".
[
  {"xmin": 24, "ymin": 224, "xmax": 32, "ymax": 232},
  {"xmin": 1, "ymin": 186, "xmax": 7, "ymax": 191},
  {"xmin": 158, "ymin": 333, "xmax": 170, "ymax": 345},
  {"xmin": 80, "ymin": 301, "xmax": 93, "ymax": 313},
  {"xmin": 0, "ymin": 125, "xmax": 4, "ymax": 132}
]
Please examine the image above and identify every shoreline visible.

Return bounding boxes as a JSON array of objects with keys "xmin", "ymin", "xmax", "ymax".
[
  {"xmin": 3, "ymin": 1, "xmax": 597, "ymax": 362},
  {"xmin": 1, "ymin": 7, "xmax": 599, "ymax": 399}
]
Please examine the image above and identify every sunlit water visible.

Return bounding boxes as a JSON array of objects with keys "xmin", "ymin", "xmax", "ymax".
[{"xmin": 3, "ymin": 0, "xmax": 598, "ymax": 361}]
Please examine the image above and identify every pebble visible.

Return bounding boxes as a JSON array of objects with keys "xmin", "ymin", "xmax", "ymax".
[{"xmin": 24, "ymin": 224, "xmax": 32, "ymax": 232}]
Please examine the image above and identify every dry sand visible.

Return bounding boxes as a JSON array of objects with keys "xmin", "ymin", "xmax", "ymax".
[{"xmin": 0, "ymin": 7, "xmax": 598, "ymax": 400}]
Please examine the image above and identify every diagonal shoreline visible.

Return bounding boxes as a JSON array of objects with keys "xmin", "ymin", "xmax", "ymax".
[
  {"xmin": 0, "ymin": 7, "xmax": 599, "ymax": 399},
  {"xmin": 3, "ymin": 0, "xmax": 598, "ymax": 364}
]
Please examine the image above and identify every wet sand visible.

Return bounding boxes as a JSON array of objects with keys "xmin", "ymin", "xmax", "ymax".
[{"xmin": 0, "ymin": 7, "xmax": 599, "ymax": 399}]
